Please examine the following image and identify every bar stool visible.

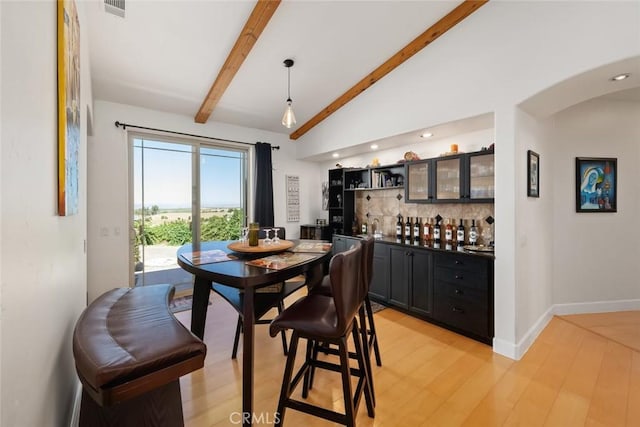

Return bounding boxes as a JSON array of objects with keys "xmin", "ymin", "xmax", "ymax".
[
  {"xmin": 309, "ymin": 236, "xmax": 382, "ymax": 367},
  {"xmin": 213, "ymin": 226, "xmax": 299, "ymax": 358},
  {"xmin": 269, "ymin": 244, "xmax": 374, "ymax": 427}
]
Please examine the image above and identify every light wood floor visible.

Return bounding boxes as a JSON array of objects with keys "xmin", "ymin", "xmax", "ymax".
[{"xmin": 174, "ymin": 293, "xmax": 639, "ymax": 426}]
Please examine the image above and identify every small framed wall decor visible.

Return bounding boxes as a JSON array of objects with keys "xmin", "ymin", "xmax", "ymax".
[
  {"xmin": 575, "ymin": 157, "xmax": 617, "ymax": 212},
  {"xmin": 527, "ymin": 150, "xmax": 540, "ymax": 198}
]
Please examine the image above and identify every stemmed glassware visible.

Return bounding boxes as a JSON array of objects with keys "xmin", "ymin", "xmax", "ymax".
[
  {"xmin": 272, "ymin": 228, "xmax": 281, "ymax": 244},
  {"xmin": 263, "ymin": 228, "xmax": 273, "ymax": 245}
]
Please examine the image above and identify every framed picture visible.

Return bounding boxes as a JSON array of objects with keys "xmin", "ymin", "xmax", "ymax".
[
  {"xmin": 575, "ymin": 157, "xmax": 617, "ymax": 212},
  {"xmin": 527, "ymin": 150, "xmax": 539, "ymax": 197},
  {"xmin": 57, "ymin": 0, "xmax": 81, "ymax": 216}
]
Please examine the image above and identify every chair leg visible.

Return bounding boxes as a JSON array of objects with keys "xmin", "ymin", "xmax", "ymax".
[
  {"xmin": 277, "ymin": 301, "xmax": 288, "ymax": 356},
  {"xmin": 338, "ymin": 335, "xmax": 356, "ymax": 427},
  {"xmin": 275, "ymin": 332, "xmax": 300, "ymax": 427},
  {"xmin": 231, "ymin": 315, "xmax": 242, "ymax": 359},
  {"xmin": 352, "ymin": 321, "xmax": 375, "ymax": 418},
  {"xmin": 302, "ymin": 339, "xmax": 313, "ymax": 398},
  {"xmin": 358, "ymin": 306, "xmax": 376, "ymax": 407},
  {"xmin": 308, "ymin": 340, "xmax": 319, "ymax": 391},
  {"xmin": 365, "ymin": 296, "xmax": 382, "ymax": 366}
]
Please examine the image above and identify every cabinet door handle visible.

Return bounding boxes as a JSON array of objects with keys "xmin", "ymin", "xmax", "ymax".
[
  {"xmin": 455, "ymin": 274, "xmax": 464, "ymax": 280},
  {"xmin": 452, "ymin": 307, "xmax": 465, "ymax": 314},
  {"xmin": 454, "ymin": 288, "xmax": 463, "ymax": 295}
]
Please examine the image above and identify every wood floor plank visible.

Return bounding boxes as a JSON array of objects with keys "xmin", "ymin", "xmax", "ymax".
[
  {"xmin": 177, "ymin": 303, "xmax": 640, "ymax": 427},
  {"xmin": 585, "ymin": 340, "xmax": 632, "ymax": 426},
  {"xmin": 627, "ymin": 351, "xmax": 640, "ymax": 426}
]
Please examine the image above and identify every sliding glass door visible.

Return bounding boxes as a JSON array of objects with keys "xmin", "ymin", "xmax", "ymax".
[{"xmin": 131, "ymin": 135, "xmax": 248, "ymax": 291}]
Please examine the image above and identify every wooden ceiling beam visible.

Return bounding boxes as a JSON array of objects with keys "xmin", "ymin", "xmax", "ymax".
[
  {"xmin": 195, "ymin": 0, "xmax": 281, "ymax": 124},
  {"xmin": 290, "ymin": 0, "xmax": 488, "ymax": 140}
]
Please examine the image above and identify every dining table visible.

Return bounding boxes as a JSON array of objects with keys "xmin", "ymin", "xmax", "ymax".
[{"xmin": 176, "ymin": 239, "xmax": 332, "ymax": 427}]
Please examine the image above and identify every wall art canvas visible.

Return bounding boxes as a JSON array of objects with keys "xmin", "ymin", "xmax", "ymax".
[
  {"xmin": 527, "ymin": 150, "xmax": 539, "ymax": 197},
  {"xmin": 575, "ymin": 157, "xmax": 617, "ymax": 212},
  {"xmin": 57, "ymin": 0, "xmax": 81, "ymax": 216}
]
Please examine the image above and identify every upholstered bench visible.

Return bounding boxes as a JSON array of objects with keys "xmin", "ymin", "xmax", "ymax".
[{"xmin": 72, "ymin": 284, "xmax": 206, "ymax": 427}]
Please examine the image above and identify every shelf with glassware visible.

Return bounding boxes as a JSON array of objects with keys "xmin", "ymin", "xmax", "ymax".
[
  {"xmin": 342, "ymin": 165, "xmax": 405, "ymax": 192},
  {"xmin": 405, "ymin": 149, "xmax": 494, "ymax": 203},
  {"xmin": 328, "ymin": 168, "xmax": 355, "ymax": 236}
]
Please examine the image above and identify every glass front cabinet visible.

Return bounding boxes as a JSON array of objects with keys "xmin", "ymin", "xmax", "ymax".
[
  {"xmin": 404, "ymin": 149, "xmax": 494, "ymax": 203},
  {"xmin": 435, "ymin": 156, "xmax": 462, "ymax": 202},
  {"xmin": 405, "ymin": 160, "xmax": 431, "ymax": 202},
  {"xmin": 467, "ymin": 150, "xmax": 494, "ymax": 202}
]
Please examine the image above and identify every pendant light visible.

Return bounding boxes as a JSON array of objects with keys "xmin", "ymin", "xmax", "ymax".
[{"xmin": 281, "ymin": 59, "xmax": 296, "ymax": 129}]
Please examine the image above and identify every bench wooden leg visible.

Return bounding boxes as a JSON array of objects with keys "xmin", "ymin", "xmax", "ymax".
[{"xmin": 79, "ymin": 380, "xmax": 184, "ymax": 427}]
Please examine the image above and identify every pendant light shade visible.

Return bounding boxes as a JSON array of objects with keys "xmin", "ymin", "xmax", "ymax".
[{"xmin": 281, "ymin": 59, "xmax": 296, "ymax": 129}]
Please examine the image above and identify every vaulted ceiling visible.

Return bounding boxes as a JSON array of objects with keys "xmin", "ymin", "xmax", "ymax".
[{"xmin": 85, "ymin": 0, "xmax": 484, "ymax": 139}]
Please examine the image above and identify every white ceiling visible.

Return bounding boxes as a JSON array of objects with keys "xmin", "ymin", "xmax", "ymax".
[
  {"xmin": 86, "ymin": 0, "xmax": 458, "ymax": 134},
  {"xmin": 86, "ymin": 1, "xmax": 639, "ymax": 158}
]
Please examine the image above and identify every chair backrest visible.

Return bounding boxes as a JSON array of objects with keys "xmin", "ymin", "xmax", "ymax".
[
  {"xmin": 328, "ymin": 242, "xmax": 363, "ymax": 337},
  {"xmin": 360, "ymin": 236, "xmax": 375, "ymax": 294},
  {"xmin": 258, "ymin": 227, "xmax": 286, "ymax": 239}
]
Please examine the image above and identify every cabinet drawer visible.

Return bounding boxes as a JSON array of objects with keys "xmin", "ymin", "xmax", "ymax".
[
  {"xmin": 435, "ymin": 253, "xmax": 487, "ymax": 271},
  {"xmin": 434, "ymin": 296, "xmax": 489, "ymax": 338},
  {"xmin": 435, "ymin": 266, "xmax": 487, "ymax": 291},
  {"xmin": 435, "ymin": 281, "xmax": 487, "ymax": 307}
]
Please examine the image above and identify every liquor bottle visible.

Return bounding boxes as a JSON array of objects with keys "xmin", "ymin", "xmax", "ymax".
[
  {"xmin": 413, "ymin": 217, "xmax": 421, "ymax": 245},
  {"xmin": 456, "ymin": 218, "xmax": 465, "ymax": 247},
  {"xmin": 469, "ymin": 219, "xmax": 478, "ymax": 245},
  {"xmin": 433, "ymin": 217, "xmax": 441, "ymax": 244},
  {"xmin": 352, "ymin": 220, "xmax": 359, "ymax": 236},
  {"xmin": 404, "ymin": 217, "xmax": 412, "ymax": 244},
  {"xmin": 445, "ymin": 219, "xmax": 453, "ymax": 244},
  {"xmin": 422, "ymin": 218, "xmax": 431, "ymax": 245},
  {"xmin": 396, "ymin": 215, "xmax": 403, "ymax": 242}
]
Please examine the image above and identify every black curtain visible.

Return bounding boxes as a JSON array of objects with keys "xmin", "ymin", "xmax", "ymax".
[{"xmin": 254, "ymin": 142, "xmax": 274, "ymax": 226}]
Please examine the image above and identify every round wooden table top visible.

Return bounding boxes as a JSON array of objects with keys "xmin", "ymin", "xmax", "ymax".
[{"xmin": 227, "ymin": 239, "xmax": 294, "ymax": 253}]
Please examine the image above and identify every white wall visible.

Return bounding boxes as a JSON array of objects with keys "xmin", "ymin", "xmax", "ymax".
[
  {"xmin": 0, "ymin": 2, "xmax": 90, "ymax": 425},
  {"xmin": 513, "ymin": 109, "xmax": 554, "ymax": 353},
  {"xmin": 293, "ymin": 0, "xmax": 639, "ymax": 358},
  {"xmin": 88, "ymin": 101, "xmax": 323, "ymax": 302},
  {"xmin": 550, "ymin": 98, "xmax": 640, "ymax": 306}
]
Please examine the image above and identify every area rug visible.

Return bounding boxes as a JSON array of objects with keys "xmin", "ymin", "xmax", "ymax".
[
  {"xmin": 369, "ymin": 300, "xmax": 387, "ymax": 313},
  {"xmin": 169, "ymin": 294, "xmax": 212, "ymax": 313}
]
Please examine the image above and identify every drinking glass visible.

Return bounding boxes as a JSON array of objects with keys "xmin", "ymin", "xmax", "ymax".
[
  {"xmin": 263, "ymin": 228, "xmax": 273, "ymax": 245},
  {"xmin": 240, "ymin": 227, "xmax": 249, "ymax": 245},
  {"xmin": 272, "ymin": 228, "xmax": 281, "ymax": 244}
]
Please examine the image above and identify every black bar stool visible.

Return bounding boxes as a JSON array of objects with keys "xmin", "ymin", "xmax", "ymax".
[{"xmin": 269, "ymin": 244, "xmax": 374, "ymax": 426}]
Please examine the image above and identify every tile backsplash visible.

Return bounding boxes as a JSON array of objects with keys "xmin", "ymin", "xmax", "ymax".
[{"xmin": 354, "ymin": 190, "xmax": 495, "ymax": 244}]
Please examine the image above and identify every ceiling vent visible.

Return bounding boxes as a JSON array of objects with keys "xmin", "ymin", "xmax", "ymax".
[{"xmin": 104, "ymin": 0, "xmax": 125, "ymax": 18}]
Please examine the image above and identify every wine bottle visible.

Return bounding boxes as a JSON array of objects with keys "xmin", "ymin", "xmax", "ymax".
[
  {"xmin": 396, "ymin": 215, "xmax": 403, "ymax": 242},
  {"xmin": 433, "ymin": 217, "xmax": 441, "ymax": 244},
  {"xmin": 456, "ymin": 218, "xmax": 465, "ymax": 247},
  {"xmin": 469, "ymin": 219, "xmax": 478, "ymax": 245},
  {"xmin": 413, "ymin": 217, "xmax": 421, "ymax": 245},
  {"xmin": 422, "ymin": 218, "xmax": 431, "ymax": 245},
  {"xmin": 445, "ymin": 219, "xmax": 453, "ymax": 244},
  {"xmin": 404, "ymin": 216, "xmax": 412, "ymax": 244}
]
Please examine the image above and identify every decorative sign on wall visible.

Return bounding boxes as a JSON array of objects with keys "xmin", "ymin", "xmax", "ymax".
[
  {"xmin": 286, "ymin": 175, "xmax": 300, "ymax": 222},
  {"xmin": 57, "ymin": 0, "xmax": 81, "ymax": 216}
]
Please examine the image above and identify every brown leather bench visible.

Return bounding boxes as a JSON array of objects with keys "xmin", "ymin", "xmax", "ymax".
[{"xmin": 72, "ymin": 284, "xmax": 206, "ymax": 427}]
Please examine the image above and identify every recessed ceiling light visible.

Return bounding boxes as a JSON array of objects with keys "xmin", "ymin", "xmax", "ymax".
[
  {"xmin": 420, "ymin": 132, "xmax": 433, "ymax": 138},
  {"xmin": 610, "ymin": 73, "xmax": 630, "ymax": 81},
  {"xmin": 332, "ymin": 153, "xmax": 339, "ymax": 158},
  {"xmin": 370, "ymin": 144, "xmax": 378, "ymax": 150}
]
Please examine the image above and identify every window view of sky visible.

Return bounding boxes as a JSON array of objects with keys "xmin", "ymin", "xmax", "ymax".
[{"xmin": 133, "ymin": 138, "xmax": 245, "ymax": 209}]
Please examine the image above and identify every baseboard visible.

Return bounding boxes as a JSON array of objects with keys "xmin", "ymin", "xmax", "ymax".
[
  {"xmin": 493, "ymin": 298, "xmax": 640, "ymax": 360},
  {"xmin": 553, "ymin": 298, "xmax": 640, "ymax": 316},
  {"xmin": 69, "ymin": 379, "xmax": 82, "ymax": 427},
  {"xmin": 492, "ymin": 305, "xmax": 554, "ymax": 361}
]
